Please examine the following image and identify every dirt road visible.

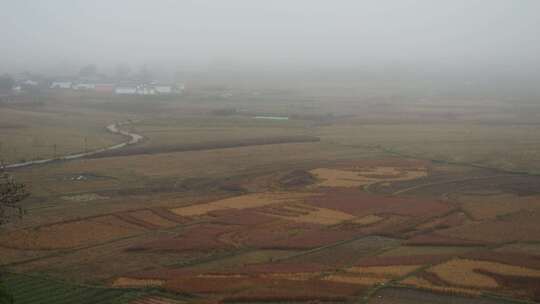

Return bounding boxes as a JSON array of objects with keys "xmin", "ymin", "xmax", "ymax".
[{"xmin": 4, "ymin": 121, "xmax": 144, "ymax": 169}]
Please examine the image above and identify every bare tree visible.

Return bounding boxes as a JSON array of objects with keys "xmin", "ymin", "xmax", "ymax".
[
  {"xmin": 0, "ymin": 167, "xmax": 27, "ymax": 304},
  {"xmin": 0, "ymin": 168, "xmax": 28, "ymax": 226}
]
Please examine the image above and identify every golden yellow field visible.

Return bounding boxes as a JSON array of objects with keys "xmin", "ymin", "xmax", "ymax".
[
  {"xmin": 112, "ymin": 277, "xmax": 165, "ymax": 288},
  {"xmin": 323, "ymin": 274, "xmax": 388, "ymax": 285},
  {"xmin": 350, "ymin": 214, "xmax": 384, "ymax": 226},
  {"xmin": 310, "ymin": 166, "xmax": 426, "ymax": 188},
  {"xmin": 171, "ymin": 192, "xmax": 313, "ymax": 216},
  {"xmin": 427, "ymin": 259, "xmax": 540, "ymax": 289}
]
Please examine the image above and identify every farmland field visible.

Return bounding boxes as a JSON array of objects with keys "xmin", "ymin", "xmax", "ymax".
[{"xmin": 3, "ymin": 86, "xmax": 540, "ymax": 304}]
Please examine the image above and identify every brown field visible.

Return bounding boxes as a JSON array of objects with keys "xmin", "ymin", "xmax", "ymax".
[
  {"xmin": 457, "ymin": 193, "xmax": 540, "ymax": 220},
  {"xmin": 0, "ymin": 247, "xmax": 49, "ymax": 265},
  {"xmin": 127, "ymin": 223, "xmax": 237, "ymax": 253},
  {"xmin": 92, "ymin": 135, "xmax": 320, "ymax": 158},
  {"xmin": 305, "ymin": 188, "xmax": 452, "ymax": 218},
  {"xmin": 440, "ymin": 211, "xmax": 540, "ymax": 243},
  {"xmin": 496, "ymin": 243, "xmax": 540, "ymax": 256},
  {"xmin": 284, "ymin": 236, "xmax": 401, "ymax": 267},
  {"xmin": 112, "ymin": 277, "xmax": 165, "ymax": 288},
  {"xmin": 0, "ymin": 215, "xmax": 144, "ymax": 250},
  {"xmin": 355, "ymin": 254, "xmax": 452, "ymax": 267},
  {"xmin": 128, "ymin": 210, "xmax": 179, "ymax": 228},
  {"xmin": 260, "ymin": 204, "xmax": 356, "ymax": 225},
  {"xmin": 405, "ymin": 233, "xmax": 488, "ymax": 246},
  {"xmin": 322, "ymin": 265, "xmax": 421, "ymax": 287},
  {"xmin": 380, "ymin": 245, "xmax": 480, "ymax": 257},
  {"xmin": 323, "ymin": 274, "xmax": 388, "ymax": 286},
  {"xmin": 162, "ymin": 274, "xmax": 366, "ymax": 300},
  {"xmin": 413, "ymin": 212, "xmax": 469, "ymax": 232},
  {"xmin": 347, "ymin": 265, "xmax": 423, "ymax": 277},
  {"xmin": 461, "ymin": 251, "xmax": 540, "ymax": 269},
  {"xmin": 185, "ymin": 250, "xmax": 297, "ymax": 271}
]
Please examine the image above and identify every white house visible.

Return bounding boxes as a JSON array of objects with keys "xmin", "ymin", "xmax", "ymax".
[
  {"xmin": 137, "ymin": 85, "xmax": 156, "ymax": 95},
  {"xmin": 22, "ymin": 80, "xmax": 38, "ymax": 86},
  {"xmin": 50, "ymin": 81, "xmax": 72, "ymax": 89},
  {"xmin": 73, "ymin": 83, "xmax": 96, "ymax": 90},
  {"xmin": 154, "ymin": 85, "xmax": 172, "ymax": 94},
  {"xmin": 114, "ymin": 86, "xmax": 137, "ymax": 95}
]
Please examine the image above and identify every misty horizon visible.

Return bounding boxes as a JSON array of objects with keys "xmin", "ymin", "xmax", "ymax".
[{"xmin": 2, "ymin": 0, "xmax": 540, "ymax": 76}]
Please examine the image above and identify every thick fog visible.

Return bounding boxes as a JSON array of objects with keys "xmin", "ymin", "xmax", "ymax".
[{"xmin": 2, "ymin": 0, "xmax": 540, "ymax": 75}]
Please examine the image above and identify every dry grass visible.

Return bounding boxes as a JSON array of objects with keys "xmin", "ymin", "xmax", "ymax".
[
  {"xmin": 0, "ymin": 215, "xmax": 144, "ymax": 250},
  {"xmin": 347, "ymin": 265, "xmax": 422, "ymax": 277},
  {"xmin": 196, "ymin": 274, "xmax": 248, "ymax": 279},
  {"xmin": 171, "ymin": 192, "xmax": 312, "ymax": 216},
  {"xmin": 323, "ymin": 274, "xmax": 388, "ymax": 285},
  {"xmin": 188, "ymin": 250, "xmax": 296, "ymax": 271},
  {"xmin": 380, "ymin": 246, "xmax": 478, "ymax": 257},
  {"xmin": 457, "ymin": 193, "xmax": 540, "ymax": 220},
  {"xmin": 310, "ymin": 166, "xmax": 426, "ymax": 188},
  {"xmin": 428, "ymin": 258, "xmax": 540, "ymax": 289},
  {"xmin": 263, "ymin": 204, "xmax": 355, "ymax": 225},
  {"xmin": 112, "ymin": 277, "xmax": 165, "ymax": 288},
  {"xmin": 0, "ymin": 247, "xmax": 49, "ymax": 265},
  {"xmin": 0, "ymin": 106, "xmax": 122, "ymax": 163},
  {"xmin": 61, "ymin": 193, "xmax": 109, "ymax": 202},
  {"xmin": 440, "ymin": 211, "xmax": 540, "ymax": 243},
  {"xmin": 261, "ymin": 272, "xmax": 320, "ymax": 281},
  {"xmin": 128, "ymin": 210, "xmax": 178, "ymax": 228},
  {"xmin": 350, "ymin": 214, "xmax": 384, "ymax": 226},
  {"xmin": 496, "ymin": 243, "xmax": 540, "ymax": 256},
  {"xmin": 321, "ymin": 265, "xmax": 422, "ymax": 287},
  {"xmin": 400, "ymin": 276, "xmax": 482, "ymax": 296}
]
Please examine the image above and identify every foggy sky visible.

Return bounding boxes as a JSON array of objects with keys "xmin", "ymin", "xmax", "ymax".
[{"xmin": 2, "ymin": 0, "xmax": 540, "ymax": 74}]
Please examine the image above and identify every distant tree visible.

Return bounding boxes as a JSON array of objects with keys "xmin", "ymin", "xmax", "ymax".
[
  {"xmin": 78, "ymin": 64, "xmax": 98, "ymax": 78},
  {"xmin": 0, "ymin": 168, "xmax": 28, "ymax": 226},
  {"xmin": 138, "ymin": 65, "xmax": 152, "ymax": 83},
  {"xmin": 0, "ymin": 75, "xmax": 14, "ymax": 93},
  {"xmin": 115, "ymin": 64, "xmax": 132, "ymax": 81}
]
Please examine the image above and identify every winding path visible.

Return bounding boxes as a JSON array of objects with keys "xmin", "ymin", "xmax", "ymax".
[{"xmin": 4, "ymin": 121, "xmax": 144, "ymax": 169}]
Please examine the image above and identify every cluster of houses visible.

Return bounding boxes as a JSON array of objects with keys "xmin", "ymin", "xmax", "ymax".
[{"xmin": 49, "ymin": 81, "xmax": 185, "ymax": 95}]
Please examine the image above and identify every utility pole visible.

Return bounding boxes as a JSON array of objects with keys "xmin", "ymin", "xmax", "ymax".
[{"xmin": 53, "ymin": 144, "xmax": 57, "ymax": 159}]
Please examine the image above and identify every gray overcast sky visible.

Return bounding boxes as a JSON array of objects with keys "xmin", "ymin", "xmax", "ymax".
[{"xmin": 1, "ymin": 0, "xmax": 540, "ymax": 73}]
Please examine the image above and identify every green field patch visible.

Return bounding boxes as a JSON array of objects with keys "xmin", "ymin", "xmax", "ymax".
[{"xmin": 2, "ymin": 273, "xmax": 143, "ymax": 304}]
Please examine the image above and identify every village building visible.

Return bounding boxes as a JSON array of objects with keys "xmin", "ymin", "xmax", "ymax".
[
  {"xmin": 114, "ymin": 86, "xmax": 137, "ymax": 95},
  {"xmin": 95, "ymin": 84, "xmax": 115, "ymax": 93},
  {"xmin": 73, "ymin": 83, "xmax": 96, "ymax": 90},
  {"xmin": 50, "ymin": 81, "xmax": 72, "ymax": 89}
]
